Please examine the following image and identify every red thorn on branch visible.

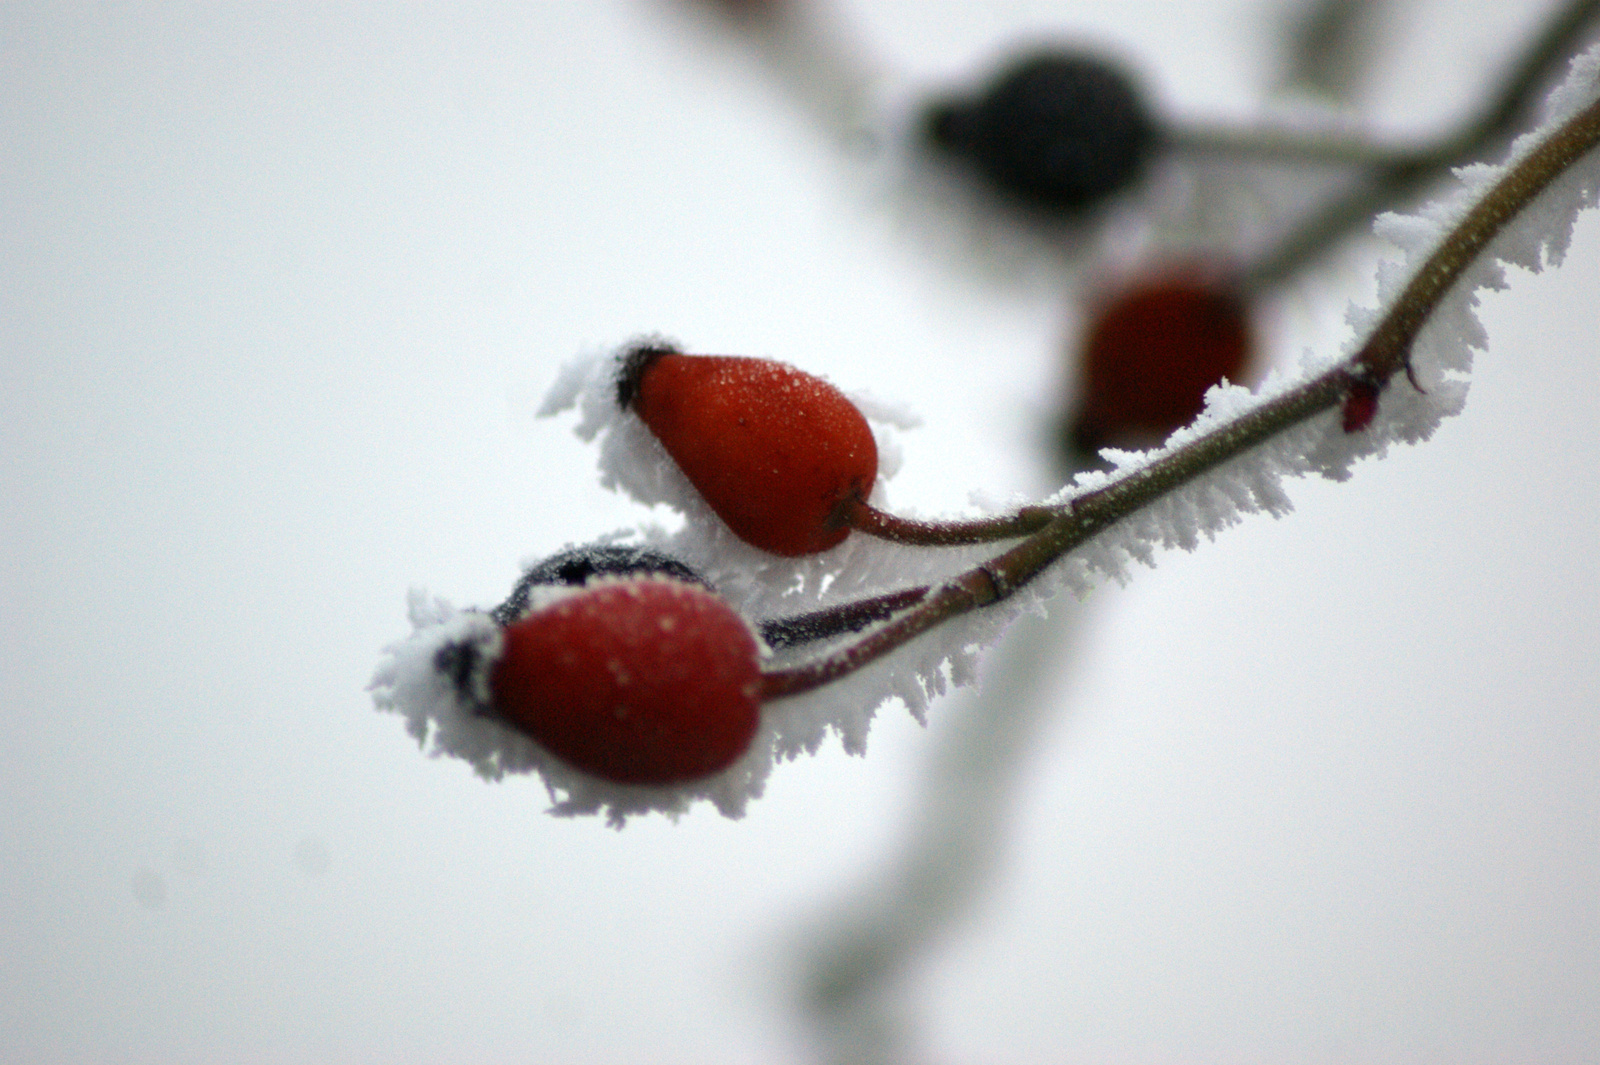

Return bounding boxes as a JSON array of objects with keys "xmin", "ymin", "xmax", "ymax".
[{"xmin": 1341, "ymin": 375, "xmax": 1381, "ymax": 433}]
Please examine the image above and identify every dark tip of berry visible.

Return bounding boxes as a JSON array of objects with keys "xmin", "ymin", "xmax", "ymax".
[
  {"xmin": 491, "ymin": 544, "xmax": 711, "ymax": 626},
  {"xmin": 934, "ymin": 48, "xmax": 1156, "ymax": 214},
  {"xmin": 434, "ymin": 638, "xmax": 487, "ymax": 709},
  {"xmin": 615, "ymin": 337, "xmax": 682, "ymax": 410},
  {"xmin": 1062, "ymin": 416, "xmax": 1108, "ymax": 469}
]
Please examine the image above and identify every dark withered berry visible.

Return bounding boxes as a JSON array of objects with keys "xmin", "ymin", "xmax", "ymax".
[
  {"xmin": 492, "ymin": 544, "xmax": 710, "ymax": 626},
  {"xmin": 926, "ymin": 49, "xmax": 1156, "ymax": 214}
]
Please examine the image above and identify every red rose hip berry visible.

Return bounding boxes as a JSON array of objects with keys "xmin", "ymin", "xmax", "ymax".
[
  {"xmin": 1068, "ymin": 276, "xmax": 1252, "ymax": 455},
  {"xmin": 489, "ymin": 577, "xmax": 763, "ymax": 785},
  {"xmin": 618, "ymin": 343, "xmax": 878, "ymax": 556}
]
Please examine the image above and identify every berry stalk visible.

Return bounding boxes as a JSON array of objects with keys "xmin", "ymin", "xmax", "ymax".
[
  {"xmin": 1163, "ymin": 123, "xmax": 1419, "ymax": 168},
  {"xmin": 842, "ymin": 498, "xmax": 1059, "ymax": 547},
  {"xmin": 757, "ymin": 587, "xmax": 931, "ymax": 649}
]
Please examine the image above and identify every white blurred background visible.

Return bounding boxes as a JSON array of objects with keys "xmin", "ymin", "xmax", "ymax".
[{"xmin": 2, "ymin": 2, "xmax": 1595, "ymax": 1062}]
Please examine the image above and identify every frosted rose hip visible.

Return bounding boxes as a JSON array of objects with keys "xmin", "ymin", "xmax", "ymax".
[
  {"xmin": 618, "ymin": 345, "xmax": 878, "ymax": 556},
  {"xmin": 488, "ymin": 578, "xmax": 763, "ymax": 785}
]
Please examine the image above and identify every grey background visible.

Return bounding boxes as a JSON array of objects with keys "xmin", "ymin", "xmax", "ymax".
[{"xmin": 3, "ymin": 2, "xmax": 1596, "ymax": 1062}]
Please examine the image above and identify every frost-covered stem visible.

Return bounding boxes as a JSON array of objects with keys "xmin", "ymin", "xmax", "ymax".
[
  {"xmin": 1353, "ymin": 92, "xmax": 1600, "ymax": 379},
  {"xmin": 1245, "ymin": 0, "xmax": 1600, "ymax": 289},
  {"xmin": 757, "ymin": 587, "xmax": 930, "ymax": 649},
  {"xmin": 761, "ymin": 551, "xmax": 1033, "ymax": 699},
  {"xmin": 844, "ymin": 498, "xmax": 1058, "ymax": 546},
  {"xmin": 763, "ymin": 93, "xmax": 1600, "ymax": 702}
]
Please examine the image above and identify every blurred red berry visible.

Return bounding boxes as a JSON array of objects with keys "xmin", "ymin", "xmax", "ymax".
[
  {"xmin": 489, "ymin": 578, "xmax": 763, "ymax": 786},
  {"xmin": 1068, "ymin": 277, "xmax": 1252, "ymax": 454},
  {"xmin": 618, "ymin": 343, "xmax": 878, "ymax": 556}
]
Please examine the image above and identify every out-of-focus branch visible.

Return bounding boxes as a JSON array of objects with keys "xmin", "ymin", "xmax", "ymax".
[
  {"xmin": 1243, "ymin": 0, "xmax": 1600, "ymax": 288},
  {"xmin": 798, "ymin": 606, "xmax": 1088, "ymax": 1065},
  {"xmin": 676, "ymin": 0, "xmax": 887, "ymax": 150},
  {"xmin": 1162, "ymin": 121, "xmax": 1413, "ymax": 167},
  {"xmin": 1277, "ymin": 0, "xmax": 1391, "ymax": 101}
]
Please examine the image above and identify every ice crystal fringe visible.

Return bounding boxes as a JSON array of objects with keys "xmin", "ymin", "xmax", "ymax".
[{"xmin": 371, "ymin": 46, "xmax": 1600, "ymax": 824}]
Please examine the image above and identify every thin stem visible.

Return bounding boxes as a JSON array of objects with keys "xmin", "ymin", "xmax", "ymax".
[
  {"xmin": 763, "ymin": 92, "xmax": 1600, "ymax": 701},
  {"xmin": 757, "ymin": 587, "xmax": 930, "ymax": 649},
  {"xmin": 1277, "ymin": 0, "xmax": 1384, "ymax": 101},
  {"xmin": 1165, "ymin": 122, "xmax": 1415, "ymax": 168},
  {"xmin": 844, "ymin": 498, "xmax": 1059, "ymax": 546},
  {"xmin": 1458, "ymin": 0, "xmax": 1600, "ymax": 154},
  {"xmin": 1243, "ymin": 0, "xmax": 1600, "ymax": 290}
]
